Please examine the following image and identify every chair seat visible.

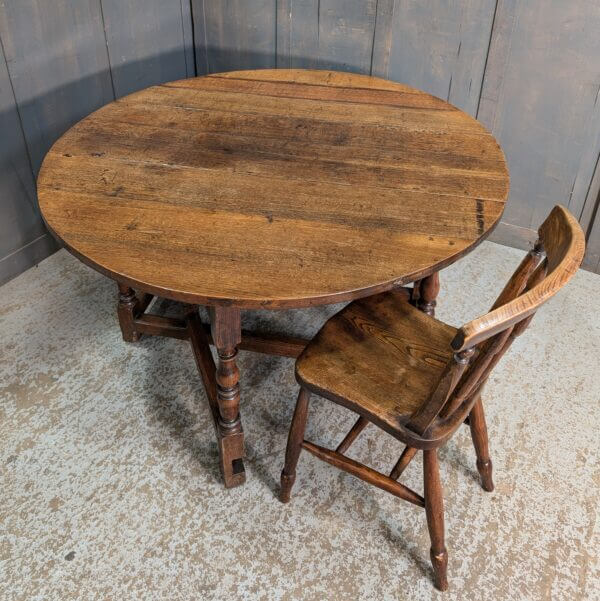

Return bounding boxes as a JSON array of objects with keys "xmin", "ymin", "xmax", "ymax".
[{"xmin": 295, "ymin": 288, "xmax": 457, "ymax": 435}]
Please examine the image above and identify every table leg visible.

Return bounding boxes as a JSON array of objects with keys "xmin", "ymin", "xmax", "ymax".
[
  {"xmin": 117, "ymin": 283, "xmax": 141, "ymax": 342},
  {"xmin": 418, "ymin": 272, "xmax": 440, "ymax": 316},
  {"xmin": 209, "ymin": 306, "xmax": 246, "ymax": 488},
  {"xmin": 410, "ymin": 280, "xmax": 422, "ymax": 306}
]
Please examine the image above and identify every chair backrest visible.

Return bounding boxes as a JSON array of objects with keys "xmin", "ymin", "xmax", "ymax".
[{"xmin": 407, "ymin": 205, "xmax": 585, "ymax": 439}]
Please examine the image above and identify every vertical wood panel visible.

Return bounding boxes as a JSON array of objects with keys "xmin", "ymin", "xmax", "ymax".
[
  {"xmin": 277, "ymin": 0, "xmax": 319, "ymax": 69},
  {"xmin": 101, "ymin": 0, "xmax": 194, "ymax": 98},
  {"xmin": 0, "ymin": 39, "xmax": 37, "ymax": 256},
  {"xmin": 581, "ymin": 163, "xmax": 600, "ymax": 271},
  {"xmin": 476, "ymin": 0, "xmax": 516, "ymax": 127},
  {"xmin": 580, "ymin": 158, "xmax": 600, "ymax": 236},
  {"xmin": 276, "ymin": 0, "xmax": 293, "ymax": 68},
  {"xmin": 180, "ymin": 0, "xmax": 196, "ymax": 78},
  {"xmin": 276, "ymin": 0, "xmax": 377, "ymax": 73},
  {"xmin": 570, "ymin": 103, "xmax": 600, "ymax": 231},
  {"xmin": 0, "ymin": 0, "xmax": 114, "ymax": 174},
  {"xmin": 478, "ymin": 1, "xmax": 600, "ymax": 230},
  {"xmin": 371, "ymin": 0, "xmax": 396, "ymax": 77},
  {"xmin": 0, "ymin": 36, "xmax": 56, "ymax": 285},
  {"xmin": 317, "ymin": 0, "xmax": 377, "ymax": 73},
  {"xmin": 192, "ymin": 0, "xmax": 209, "ymax": 75},
  {"xmin": 383, "ymin": 0, "xmax": 496, "ymax": 115},
  {"xmin": 192, "ymin": 0, "xmax": 277, "ymax": 73}
]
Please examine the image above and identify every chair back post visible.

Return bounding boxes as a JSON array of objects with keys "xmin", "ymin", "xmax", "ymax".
[{"xmin": 405, "ymin": 347, "xmax": 474, "ymax": 434}]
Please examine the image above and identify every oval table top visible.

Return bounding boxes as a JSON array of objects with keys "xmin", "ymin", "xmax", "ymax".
[{"xmin": 38, "ymin": 69, "xmax": 509, "ymax": 309}]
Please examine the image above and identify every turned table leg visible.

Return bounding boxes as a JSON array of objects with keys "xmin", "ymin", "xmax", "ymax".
[
  {"xmin": 418, "ymin": 272, "xmax": 440, "ymax": 316},
  {"xmin": 117, "ymin": 283, "xmax": 141, "ymax": 342},
  {"xmin": 209, "ymin": 306, "xmax": 246, "ymax": 488}
]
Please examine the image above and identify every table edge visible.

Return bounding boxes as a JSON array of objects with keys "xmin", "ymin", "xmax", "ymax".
[{"xmin": 41, "ymin": 211, "xmax": 504, "ymax": 310}]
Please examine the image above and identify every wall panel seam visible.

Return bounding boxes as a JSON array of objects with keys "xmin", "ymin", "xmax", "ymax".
[
  {"xmin": 581, "ymin": 152, "xmax": 600, "ymax": 225},
  {"xmin": 369, "ymin": 0, "xmax": 379, "ymax": 75},
  {"xmin": 475, "ymin": 0, "xmax": 500, "ymax": 120},
  {"xmin": 180, "ymin": 0, "xmax": 195, "ymax": 77},
  {"xmin": 188, "ymin": 0, "xmax": 198, "ymax": 76},
  {"xmin": 98, "ymin": 0, "xmax": 117, "ymax": 99},
  {"xmin": 201, "ymin": 0, "xmax": 209, "ymax": 73},
  {"xmin": 0, "ymin": 233, "xmax": 50, "ymax": 266},
  {"xmin": 0, "ymin": 31, "xmax": 36, "ymax": 196},
  {"xmin": 274, "ymin": 0, "xmax": 277, "ymax": 66}
]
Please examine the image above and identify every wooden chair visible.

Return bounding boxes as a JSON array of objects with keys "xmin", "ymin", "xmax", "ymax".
[{"xmin": 279, "ymin": 205, "xmax": 585, "ymax": 591}]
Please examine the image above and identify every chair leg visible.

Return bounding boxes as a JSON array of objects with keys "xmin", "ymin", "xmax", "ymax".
[
  {"xmin": 389, "ymin": 445, "xmax": 418, "ymax": 480},
  {"xmin": 280, "ymin": 387, "xmax": 311, "ymax": 503},
  {"xmin": 468, "ymin": 396, "xmax": 494, "ymax": 492},
  {"xmin": 424, "ymin": 449, "xmax": 448, "ymax": 591}
]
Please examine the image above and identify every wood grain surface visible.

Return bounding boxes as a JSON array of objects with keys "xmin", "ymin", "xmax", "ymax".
[
  {"xmin": 38, "ymin": 69, "xmax": 508, "ymax": 308},
  {"xmin": 296, "ymin": 287, "xmax": 458, "ymax": 434}
]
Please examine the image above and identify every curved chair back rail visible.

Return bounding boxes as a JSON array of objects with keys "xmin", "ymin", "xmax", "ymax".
[
  {"xmin": 407, "ymin": 205, "xmax": 585, "ymax": 439},
  {"xmin": 453, "ymin": 205, "xmax": 585, "ymax": 351}
]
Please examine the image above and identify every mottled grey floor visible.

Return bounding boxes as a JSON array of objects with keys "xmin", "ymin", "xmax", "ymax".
[{"xmin": 1, "ymin": 243, "xmax": 599, "ymax": 601}]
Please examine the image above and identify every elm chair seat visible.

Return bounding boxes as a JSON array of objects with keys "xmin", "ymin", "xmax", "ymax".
[{"xmin": 296, "ymin": 288, "xmax": 457, "ymax": 438}]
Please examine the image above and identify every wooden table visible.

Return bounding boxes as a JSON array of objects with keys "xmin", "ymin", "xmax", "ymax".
[{"xmin": 37, "ymin": 69, "xmax": 509, "ymax": 488}]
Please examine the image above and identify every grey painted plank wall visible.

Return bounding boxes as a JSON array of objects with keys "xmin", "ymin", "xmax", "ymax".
[
  {"xmin": 101, "ymin": 0, "xmax": 195, "ymax": 98},
  {"xmin": 0, "ymin": 0, "xmax": 197, "ymax": 285},
  {"xmin": 479, "ymin": 0, "xmax": 600, "ymax": 232},
  {"xmin": 2, "ymin": 0, "xmax": 600, "ymax": 283},
  {"xmin": 0, "ymin": 39, "xmax": 38, "ymax": 258},
  {"xmin": 383, "ymin": 0, "xmax": 497, "ymax": 116},
  {"xmin": 277, "ymin": 0, "xmax": 378, "ymax": 73},
  {"xmin": 0, "ymin": 0, "xmax": 114, "ymax": 286},
  {"xmin": 581, "ymin": 161, "xmax": 600, "ymax": 272},
  {"xmin": 0, "ymin": 1, "xmax": 114, "ymax": 174},
  {"xmin": 0, "ymin": 35, "xmax": 57, "ymax": 285},
  {"xmin": 192, "ymin": 0, "xmax": 277, "ymax": 74}
]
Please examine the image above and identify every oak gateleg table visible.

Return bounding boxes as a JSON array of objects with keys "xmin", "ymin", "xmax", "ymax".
[{"xmin": 37, "ymin": 69, "xmax": 508, "ymax": 488}]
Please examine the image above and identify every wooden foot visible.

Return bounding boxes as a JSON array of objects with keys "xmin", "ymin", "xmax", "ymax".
[
  {"xmin": 117, "ymin": 283, "xmax": 141, "ymax": 342},
  {"xmin": 418, "ymin": 272, "xmax": 440, "ymax": 316},
  {"xmin": 424, "ymin": 449, "xmax": 448, "ymax": 591},
  {"xmin": 217, "ymin": 425, "xmax": 246, "ymax": 488},
  {"xmin": 210, "ymin": 306, "xmax": 245, "ymax": 488},
  {"xmin": 280, "ymin": 388, "xmax": 310, "ymax": 503},
  {"xmin": 469, "ymin": 396, "xmax": 494, "ymax": 492}
]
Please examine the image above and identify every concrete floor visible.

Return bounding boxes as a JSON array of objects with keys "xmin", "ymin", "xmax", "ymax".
[{"xmin": 1, "ymin": 242, "xmax": 599, "ymax": 601}]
